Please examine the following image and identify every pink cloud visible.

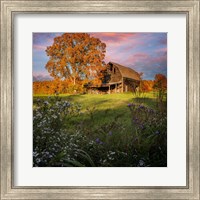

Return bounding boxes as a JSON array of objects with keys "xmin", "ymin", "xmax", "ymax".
[
  {"xmin": 90, "ymin": 33, "xmax": 136, "ymax": 41},
  {"xmin": 33, "ymin": 71, "xmax": 52, "ymax": 81},
  {"xmin": 151, "ymin": 55, "xmax": 166, "ymax": 63},
  {"xmin": 126, "ymin": 53, "xmax": 148, "ymax": 65},
  {"xmin": 89, "ymin": 33, "xmax": 149, "ymax": 65},
  {"xmin": 33, "ymin": 71, "xmax": 50, "ymax": 77},
  {"xmin": 132, "ymin": 53, "xmax": 149, "ymax": 59},
  {"xmin": 90, "ymin": 33, "xmax": 144, "ymax": 47},
  {"xmin": 126, "ymin": 52, "xmax": 166, "ymax": 67},
  {"xmin": 33, "ymin": 44, "xmax": 46, "ymax": 51}
]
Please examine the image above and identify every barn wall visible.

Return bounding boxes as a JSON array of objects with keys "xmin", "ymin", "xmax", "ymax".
[{"xmin": 108, "ymin": 64, "xmax": 122, "ymax": 83}]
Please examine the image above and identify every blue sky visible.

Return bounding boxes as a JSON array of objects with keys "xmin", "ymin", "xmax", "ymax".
[{"xmin": 33, "ymin": 32, "xmax": 167, "ymax": 81}]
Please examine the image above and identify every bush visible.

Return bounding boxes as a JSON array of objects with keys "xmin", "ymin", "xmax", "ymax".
[
  {"xmin": 33, "ymin": 97, "xmax": 81, "ymax": 166},
  {"xmin": 128, "ymin": 103, "xmax": 167, "ymax": 166}
]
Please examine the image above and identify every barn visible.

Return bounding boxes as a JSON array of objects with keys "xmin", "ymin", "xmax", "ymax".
[{"xmin": 87, "ymin": 62, "xmax": 141, "ymax": 94}]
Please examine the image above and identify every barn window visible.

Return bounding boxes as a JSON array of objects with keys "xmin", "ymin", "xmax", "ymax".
[{"xmin": 114, "ymin": 68, "xmax": 116, "ymax": 74}]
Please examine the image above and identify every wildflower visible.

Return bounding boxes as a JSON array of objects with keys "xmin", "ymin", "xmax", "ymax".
[
  {"xmin": 155, "ymin": 131, "xmax": 160, "ymax": 135},
  {"xmin": 133, "ymin": 155, "xmax": 137, "ymax": 159},
  {"xmin": 63, "ymin": 101, "xmax": 70, "ymax": 107},
  {"xmin": 95, "ymin": 138, "xmax": 104, "ymax": 145},
  {"xmin": 127, "ymin": 103, "xmax": 132, "ymax": 107},
  {"xmin": 33, "ymin": 152, "xmax": 38, "ymax": 157},
  {"xmin": 95, "ymin": 138, "xmax": 100, "ymax": 143},
  {"xmin": 44, "ymin": 101, "xmax": 49, "ymax": 105},
  {"xmin": 139, "ymin": 105, "xmax": 144, "ymax": 109},
  {"xmin": 138, "ymin": 159, "xmax": 145, "ymax": 167},
  {"xmin": 36, "ymin": 158, "xmax": 41, "ymax": 163},
  {"xmin": 140, "ymin": 125, "xmax": 145, "ymax": 130},
  {"xmin": 52, "ymin": 114, "xmax": 57, "ymax": 119}
]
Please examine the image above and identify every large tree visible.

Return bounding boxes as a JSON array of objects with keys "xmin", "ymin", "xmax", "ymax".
[{"xmin": 45, "ymin": 33, "xmax": 106, "ymax": 86}]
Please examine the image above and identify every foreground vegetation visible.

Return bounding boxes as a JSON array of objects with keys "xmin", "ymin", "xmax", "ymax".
[{"xmin": 33, "ymin": 92, "xmax": 167, "ymax": 167}]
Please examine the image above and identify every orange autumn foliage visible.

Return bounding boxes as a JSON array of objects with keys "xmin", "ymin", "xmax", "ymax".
[
  {"xmin": 153, "ymin": 74, "xmax": 167, "ymax": 103},
  {"xmin": 140, "ymin": 80, "xmax": 154, "ymax": 92},
  {"xmin": 45, "ymin": 33, "xmax": 106, "ymax": 87},
  {"xmin": 139, "ymin": 74, "xmax": 167, "ymax": 93},
  {"xmin": 153, "ymin": 74, "xmax": 167, "ymax": 92},
  {"xmin": 33, "ymin": 79, "xmax": 86, "ymax": 95}
]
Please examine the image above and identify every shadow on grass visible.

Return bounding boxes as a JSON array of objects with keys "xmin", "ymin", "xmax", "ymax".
[
  {"xmin": 67, "ymin": 104, "xmax": 132, "ymax": 131},
  {"xmin": 33, "ymin": 94, "xmax": 167, "ymax": 167}
]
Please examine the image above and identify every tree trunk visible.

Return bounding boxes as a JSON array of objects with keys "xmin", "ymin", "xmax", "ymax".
[{"xmin": 73, "ymin": 77, "xmax": 76, "ymax": 85}]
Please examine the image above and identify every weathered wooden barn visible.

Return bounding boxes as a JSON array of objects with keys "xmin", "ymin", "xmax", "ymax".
[{"xmin": 87, "ymin": 62, "xmax": 141, "ymax": 93}]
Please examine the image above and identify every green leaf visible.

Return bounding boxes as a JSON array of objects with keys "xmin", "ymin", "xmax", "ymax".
[
  {"xmin": 76, "ymin": 149, "xmax": 96, "ymax": 167},
  {"xmin": 64, "ymin": 159, "xmax": 85, "ymax": 167}
]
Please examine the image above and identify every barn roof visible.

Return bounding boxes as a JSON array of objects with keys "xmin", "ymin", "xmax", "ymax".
[{"xmin": 108, "ymin": 62, "xmax": 141, "ymax": 81}]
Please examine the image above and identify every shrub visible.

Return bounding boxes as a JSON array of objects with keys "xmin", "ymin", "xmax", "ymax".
[
  {"xmin": 127, "ymin": 103, "xmax": 167, "ymax": 166},
  {"xmin": 33, "ymin": 97, "xmax": 81, "ymax": 166}
]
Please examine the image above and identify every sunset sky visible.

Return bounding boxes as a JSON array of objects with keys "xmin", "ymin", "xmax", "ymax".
[{"xmin": 33, "ymin": 32, "xmax": 167, "ymax": 81}]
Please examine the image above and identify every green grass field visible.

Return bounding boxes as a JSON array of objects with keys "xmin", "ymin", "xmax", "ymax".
[
  {"xmin": 33, "ymin": 92, "xmax": 167, "ymax": 167},
  {"xmin": 33, "ymin": 92, "xmax": 161, "ymax": 133}
]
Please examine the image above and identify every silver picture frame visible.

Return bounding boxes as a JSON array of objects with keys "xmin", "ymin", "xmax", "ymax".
[{"xmin": 1, "ymin": 0, "xmax": 199, "ymax": 199}]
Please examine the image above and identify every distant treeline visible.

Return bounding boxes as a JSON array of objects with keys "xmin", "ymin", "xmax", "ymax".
[
  {"xmin": 33, "ymin": 79, "xmax": 86, "ymax": 95},
  {"xmin": 33, "ymin": 76, "xmax": 166, "ymax": 95},
  {"xmin": 139, "ymin": 80, "xmax": 154, "ymax": 92}
]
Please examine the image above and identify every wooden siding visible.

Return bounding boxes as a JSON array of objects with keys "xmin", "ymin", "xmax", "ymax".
[{"xmin": 108, "ymin": 63, "xmax": 122, "ymax": 83}]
